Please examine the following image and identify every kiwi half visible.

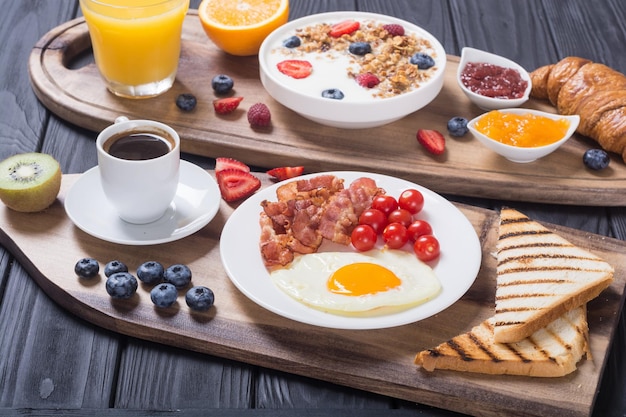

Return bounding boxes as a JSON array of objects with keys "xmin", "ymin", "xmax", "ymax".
[{"xmin": 0, "ymin": 152, "xmax": 62, "ymax": 213}]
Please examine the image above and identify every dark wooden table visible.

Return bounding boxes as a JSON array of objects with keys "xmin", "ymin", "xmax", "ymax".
[{"xmin": 1, "ymin": 1, "xmax": 625, "ymax": 416}]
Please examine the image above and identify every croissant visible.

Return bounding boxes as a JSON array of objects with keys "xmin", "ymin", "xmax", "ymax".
[{"xmin": 529, "ymin": 56, "xmax": 626, "ymax": 162}]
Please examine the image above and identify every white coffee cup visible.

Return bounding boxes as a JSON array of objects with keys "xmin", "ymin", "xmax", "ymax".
[{"xmin": 96, "ymin": 116, "xmax": 180, "ymax": 224}]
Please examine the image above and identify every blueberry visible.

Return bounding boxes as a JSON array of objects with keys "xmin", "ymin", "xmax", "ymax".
[
  {"xmin": 105, "ymin": 272, "xmax": 138, "ymax": 299},
  {"xmin": 282, "ymin": 35, "xmax": 301, "ymax": 48},
  {"xmin": 104, "ymin": 260, "xmax": 128, "ymax": 277},
  {"xmin": 136, "ymin": 261, "xmax": 164, "ymax": 285},
  {"xmin": 211, "ymin": 74, "xmax": 234, "ymax": 95},
  {"xmin": 447, "ymin": 117, "xmax": 469, "ymax": 137},
  {"xmin": 583, "ymin": 149, "xmax": 610, "ymax": 170},
  {"xmin": 348, "ymin": 42, "xmax": 372, "ymax": 56},
  {"xmin": 410, "ymin": 52, "xmax": 435, "ymax": 69},
  {"xmin": 150, "ymin": 283, "xmax": 178, "ymax": 308},
  {"xmin": 185, "ymin": 286, "xmax": 215, "ymax": 311},
  {"xmin": 321, "ymin": 88, "xmax": 345, "ymax": 100},
  {"xmin": 175, "ymin": 93, "xmax": 197, "ymax": 111},
  {"xmin": 164, "ymin": 264, "xmax": 192, "ymax": 289},
  {"xmin": 75, "ymin": 257, "xmax": 99, "ymax": 279}
]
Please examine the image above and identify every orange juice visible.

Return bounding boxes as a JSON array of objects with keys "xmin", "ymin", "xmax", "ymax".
[{"xmin": 80, "ymin": 0, "xmax": 189, "ymax": 97}]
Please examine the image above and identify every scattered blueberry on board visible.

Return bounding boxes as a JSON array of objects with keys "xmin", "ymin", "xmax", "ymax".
[
  {"xmin": 137, "ymin": 261, "xmax": 165, "ymax": 285},
  {"xmin": 211, "ymin": 74, "xmax": 234, "ymax": 95},
  {"xmin": 164, "ymin": 264, "xmax": 192, "ymax": 289},
  {"xmin": 104, "ymin": 260, "xmax": 128, "ymax": 277},
  {"xmin": 583, "ymin": 149, "xmax": 610, "ymax": 170},
  {"xmin": 150, "ymin": 283, "xmax": 178, "ymax": 308},
  {"xmin": 447, "ymin": 117, "xmax": 469, "ymax": 137},
  {"xmin": 185, "ymin": 286, "xmax": 215, "ymax": 311},
  {"xmin": 175, "ymin": 93, "xmax": 197, "ymax": 112},
  {"xmin": 105, "ymin": 272, "xmax": 138, "ymax": 299},
  {"xmin": 75, "ymin": 257, "xmax": 99, "ymax": 279}
]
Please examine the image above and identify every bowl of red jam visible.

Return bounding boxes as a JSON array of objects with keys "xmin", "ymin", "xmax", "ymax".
[
  {"xmin": 457, "ymin": 47, "xmax": 531, "ymax": 110},
  {"xmin": 467, "ymin": 108, "xmax": 580, "ymax": 163}
]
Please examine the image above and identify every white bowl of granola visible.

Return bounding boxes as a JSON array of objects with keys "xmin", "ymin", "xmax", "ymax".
[{"xmin": 258, "ymin": 12, "xmax": 446, "ymax": 129}]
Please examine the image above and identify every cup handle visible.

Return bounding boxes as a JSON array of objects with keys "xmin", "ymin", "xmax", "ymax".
[{"xmin": 114, "ymin": 116, "xmax": 129, "ymax": 124}]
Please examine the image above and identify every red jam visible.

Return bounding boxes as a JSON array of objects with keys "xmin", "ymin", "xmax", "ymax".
[{"xmin": 460, "ymin": 62, "xmax": 528, "ymax": 99}]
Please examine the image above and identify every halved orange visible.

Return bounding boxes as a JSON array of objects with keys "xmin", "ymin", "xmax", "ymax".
[{"xmin": 198, "ymin": 0, "xmax": 289, "ymax": 56}]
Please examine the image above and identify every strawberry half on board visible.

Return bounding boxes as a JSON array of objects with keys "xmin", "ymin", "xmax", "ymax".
[
  {"xmin": 277, "ymin": 60, "xmax": 313, "ymax": 79},
  {"xmin": 216, "ymin": 169, "xmax": 261, "ymax": 202},
  {"xmin": 416, "ymin": 129, "xmax": 446, "ymax": 155},
  {"xmin": 213, "ymin": 97, "xmax": 243, "ymax": 115},
  {"xmin": 267, "ymin": 166, "xmax": 304, "ymax": 181},
  {"xmin": 215, "ymin": 157, "xmax": 250, "ymax": 174}
]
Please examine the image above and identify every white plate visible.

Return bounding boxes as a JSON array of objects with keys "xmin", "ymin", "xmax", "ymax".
[
  {"xmin": 220, "ymin": 171, "xmax": 481, "ymax": 330},
  {"xmin": 65, "ymin": 161, "xmax": 220, "ymax": 245}
]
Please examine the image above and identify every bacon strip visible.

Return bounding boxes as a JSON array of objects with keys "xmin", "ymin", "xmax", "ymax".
[{"xmin": 259, "ymin": 175, "xmax": 384, "ymax": 267}]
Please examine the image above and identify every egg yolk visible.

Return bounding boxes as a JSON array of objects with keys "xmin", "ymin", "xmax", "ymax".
[{"xmin": 327, "ymin": 262, "xmax": 401, "ymax": 296}]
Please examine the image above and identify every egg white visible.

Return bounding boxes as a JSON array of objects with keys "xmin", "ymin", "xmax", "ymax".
[{"xmin": 270, "ymin": 249, "xmax": 441, "ymax": 316}]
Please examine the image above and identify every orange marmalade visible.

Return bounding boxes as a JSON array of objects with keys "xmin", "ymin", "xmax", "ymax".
[{"xmin": 474, "ymin": 110, "xmax": 570, "ymax": 147}]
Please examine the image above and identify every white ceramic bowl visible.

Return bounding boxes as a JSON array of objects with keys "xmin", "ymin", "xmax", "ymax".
[
  {"xmin": 457, "ymin": 47, "xmax": 531, "ymax": 110},
  {"xmin": 467, "ymin": 108, "xmax": 580, "ymax": 163},
  {"xmin": 258, "ymin": 12, "xmax": 446, "ymax": 129}
]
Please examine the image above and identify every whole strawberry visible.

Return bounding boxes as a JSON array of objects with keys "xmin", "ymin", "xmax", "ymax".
[{"xmin": 247, "ymin": 103, "xmax": 272, "ymax": 128}]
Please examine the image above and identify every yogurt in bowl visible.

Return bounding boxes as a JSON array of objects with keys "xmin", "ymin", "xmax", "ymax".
[{"xmin": 258, "ymin": 12, "xmax": 446, "ymax": 129}]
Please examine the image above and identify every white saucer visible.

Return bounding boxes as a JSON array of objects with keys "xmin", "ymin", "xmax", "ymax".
[{"xmin": 65, "ymin": 161, "xmax": 221, "ymax": 245}]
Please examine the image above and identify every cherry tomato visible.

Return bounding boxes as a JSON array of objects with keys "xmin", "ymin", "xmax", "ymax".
[
  {"xmin": 398, "ymin": 189, "xmax": 424, "ymax": 214},
  {"xmin": 359, "ymin": 208, "xmax": 388, "ymax": 235},
  {"xmin": 371, "ymin": 195, "xmax": 398, "ymax": 217},
  {"xmin": 382, "ymin": 222, "xmax": 409, "ymax": 249},
  {"xmin": 413, "ymin": 234, "xmax": 440, "ymax": 262},
  {"xmin": 351, "ymin": 224, "xmax": 377, "ymax": 251},
  {"xmin": 407, "ymin": 219, "xmax": 433, "ymax": 241},
  {"xmin": 387, "ymin": 208, "xmax": 413, "ymax": 227}
]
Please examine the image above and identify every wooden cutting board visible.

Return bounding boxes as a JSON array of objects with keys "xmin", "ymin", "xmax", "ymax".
[
  {"xmin": 28, "ymin": 12, "xmax": 626, "ymax": 206},
  {"xmin": 1, "ymin": 171, "xmax": 624, "ymax": 417}
]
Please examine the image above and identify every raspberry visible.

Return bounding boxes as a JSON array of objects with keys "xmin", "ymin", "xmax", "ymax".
[
  {"xmin": 382, "ymin": 24, "xmax": 405, "ymax": 37},
  {"xmin": 355, "ymin": 72, "xmax": 380, "ymax": 88},
  {"xmin": 247, "ymin": 103, "xmax": 271, "ymax": 127}
]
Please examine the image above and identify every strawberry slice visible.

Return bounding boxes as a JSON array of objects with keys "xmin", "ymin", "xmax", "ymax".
[
  {"xmin": 215, "ymin": 157, "xmax": 250, "ymax": 174},
  {"xmin": 267, "ymin": 166, "xmax": 304, "ymax": 181},
  {"xmin": 216, "ymin": 169, "xmax": 261, "ymax": 202},
  {"xmin": 329, "ymin": 20, "xmax": 360, "ymax": 37},
  {"xmin": 416, "ymin": 129, "xmax": 446, "ymax": 155},
  {"xmin": 213, "ymin": 97, "xmax": 243, "ymax": 115},
  {"xmin": 277, "ymin": 60, "xmax": 313, "ymax": 79}
]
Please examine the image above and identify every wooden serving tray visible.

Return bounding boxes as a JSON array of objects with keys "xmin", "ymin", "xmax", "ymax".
[
  {"xmin": 1, "ymin": 171, "xmax": 625, "ymax": 417},
  {"xmin": 28, "ymin": 12, "xmax": 626, "ymax": 206}
]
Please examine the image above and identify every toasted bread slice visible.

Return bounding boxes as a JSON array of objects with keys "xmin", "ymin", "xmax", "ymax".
[
  {"xmin": 494, "ymin": 208, "xmax": 614, "ymax": 343},
  {"xmin": 415, "ymin": 306, "xmax": 590, "ymax": 377}
]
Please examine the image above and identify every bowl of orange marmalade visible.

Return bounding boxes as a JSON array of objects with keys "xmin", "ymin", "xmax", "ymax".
[{"xmin": 468, "ymin": 108, "xmax": 580, "ymax": 163}]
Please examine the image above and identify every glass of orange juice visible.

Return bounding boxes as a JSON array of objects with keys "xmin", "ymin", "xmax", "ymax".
[{"xmin": 79, "ymin": 0, "xmax": 190, "ymax": 98}]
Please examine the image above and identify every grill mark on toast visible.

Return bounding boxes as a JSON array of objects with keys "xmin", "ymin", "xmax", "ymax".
[
  {"xmin": 498, "ymin": 252, "xmax": 600, "ymax": 267},
  {"xmin": 499, "ymin": 229, "xmax": 551, "ymax": 241}
]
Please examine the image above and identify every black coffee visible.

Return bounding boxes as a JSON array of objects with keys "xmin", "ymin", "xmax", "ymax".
[{"xmin": 105, "ymin": 132, "xmax": 171, "ymax": 161}]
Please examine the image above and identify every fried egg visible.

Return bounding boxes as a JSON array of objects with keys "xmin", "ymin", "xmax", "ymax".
[{"xmin": 270, "ymin": 249, "xmax": 441, "ymax": 316}]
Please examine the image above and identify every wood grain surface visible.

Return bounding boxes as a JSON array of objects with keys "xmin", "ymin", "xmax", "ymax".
[
  {"xmin": 28, "ymin": 12, "xmax": 626, "ymax": 207},
  {"xmin": 1, "ymin": 171, "xmax": 624, "ymax": 417}
]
